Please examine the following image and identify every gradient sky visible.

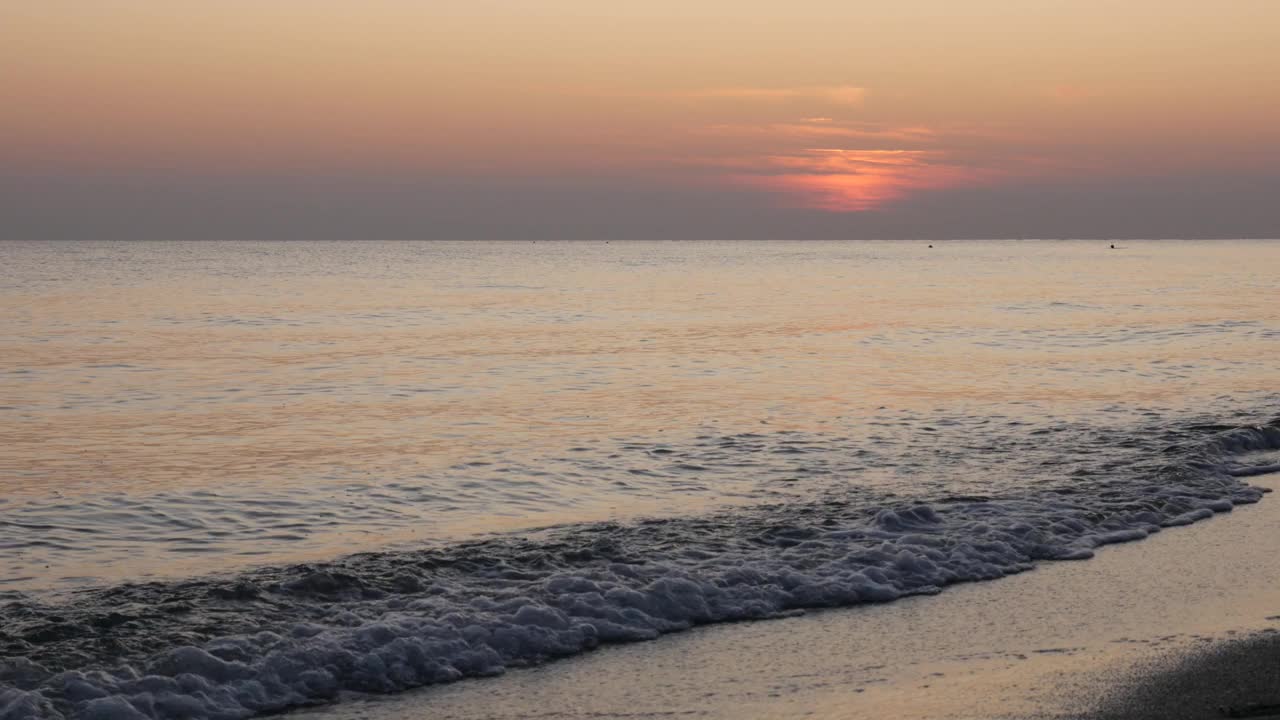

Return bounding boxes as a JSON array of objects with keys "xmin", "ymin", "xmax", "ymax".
[{"xmin": 3, "ymin": 1, "xmax": 1279, "ymax": 239}]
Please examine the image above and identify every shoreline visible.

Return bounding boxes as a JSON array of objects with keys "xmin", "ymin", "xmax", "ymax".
[
  {"xmin": 298, "ymin": 475, "xmax": 1280, "ymax": 720},
  {"xmin": 7, "ymin": 421, "xmax": 1277, "ymax": 719}
]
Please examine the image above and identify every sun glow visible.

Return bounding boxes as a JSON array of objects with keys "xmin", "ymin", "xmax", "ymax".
[{"xmin": 731, "ymin": 149, "xmax": 987, "ymax": 212}]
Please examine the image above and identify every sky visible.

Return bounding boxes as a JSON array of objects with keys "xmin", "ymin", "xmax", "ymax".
[{"xmin": 3, "ymin": 1, "xmax": 1279, "ymax": 240}]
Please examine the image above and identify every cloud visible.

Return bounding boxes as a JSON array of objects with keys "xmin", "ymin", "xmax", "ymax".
[
  {"xmin": 728, "ymin": 148, "xmax": 990, "ymax": 212},
  {"xmin": 681, "ymin": 118, "xmax": 1036, "ymax": 212},
  {"xmin": 698, "ymin": 120, "xmax": 940, "ymax": 145},
  {"xmin": 677, "ymin": 85, "xmax": 867, "ymax": 106}
]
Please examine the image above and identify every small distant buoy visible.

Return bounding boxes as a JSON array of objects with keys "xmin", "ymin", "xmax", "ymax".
[
  {"xmin": 1110, "ymin": 244, "xmax": 1115, "ymax": 249},
  {"xmin": 928, "ymin": 244, "xmax": 933, "ymax": 248}
]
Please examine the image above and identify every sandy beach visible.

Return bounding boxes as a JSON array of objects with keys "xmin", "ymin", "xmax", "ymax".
[{"xmin": 1090, "ymin": 633, "xmax": 1280, "ymax": 720}]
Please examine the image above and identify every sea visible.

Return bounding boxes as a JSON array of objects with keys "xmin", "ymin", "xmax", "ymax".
[{"xmin": 1, "ymin": 239, "xmax": 1278, "ymax": 719}]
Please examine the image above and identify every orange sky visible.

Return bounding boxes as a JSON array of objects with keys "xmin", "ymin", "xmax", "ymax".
[{"xmin": 2, "ymin": 1, "xmax": 1279, "ymax": 236}]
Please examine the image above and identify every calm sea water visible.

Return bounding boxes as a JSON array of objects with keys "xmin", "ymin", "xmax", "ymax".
[{"xmin": 2, "ymin": 240, "xmax": 1277, "ymax": 592}]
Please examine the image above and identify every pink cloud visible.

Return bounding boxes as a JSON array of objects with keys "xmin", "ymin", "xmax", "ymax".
[{"xmin": 729, "ymin": 149, "xmax": 991, "ymax": 211}]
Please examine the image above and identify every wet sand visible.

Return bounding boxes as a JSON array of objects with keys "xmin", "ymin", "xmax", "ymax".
[
  {"xmin": 298, "ymin": 475, "xmax": 1280, "ymax": 719},
  {"xmin": 1089, "ymin": 632, "xmax": 1280, "ymax": 720}
]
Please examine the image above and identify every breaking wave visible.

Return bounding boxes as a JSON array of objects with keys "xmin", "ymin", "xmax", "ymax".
[{"xmin": 2, "ymin": 419, "xmax": 1279, "ymax": 720}]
